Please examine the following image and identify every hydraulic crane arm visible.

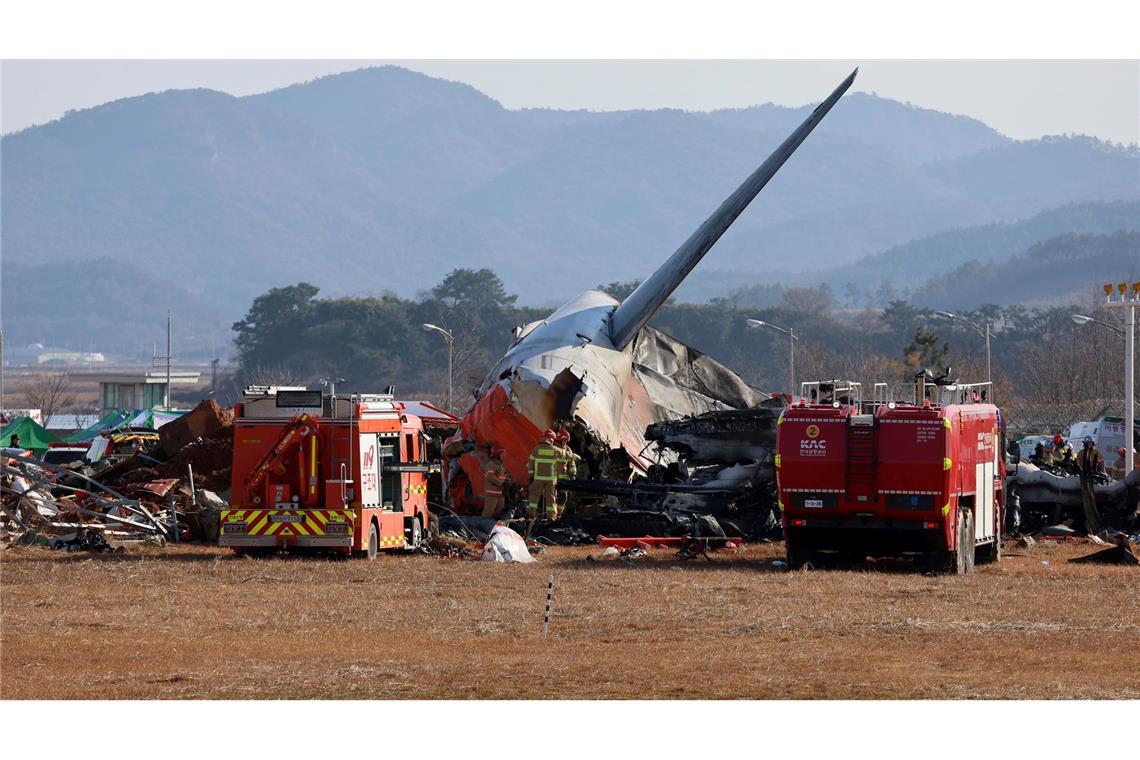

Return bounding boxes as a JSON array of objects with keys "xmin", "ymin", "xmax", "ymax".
[{"xmin": 244, "ymin": 413, "xmax": 319, "ymax": 494}]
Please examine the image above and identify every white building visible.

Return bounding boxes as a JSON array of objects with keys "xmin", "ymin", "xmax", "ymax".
[{"xmin": 72, "ymin": 370, "xmax": 202, "ymax": 411}]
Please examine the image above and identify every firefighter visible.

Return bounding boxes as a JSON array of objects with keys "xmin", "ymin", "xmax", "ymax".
[
  {"xmin": 1048, "ymin": 437, "xmax": 1067, "ymax": 471},
  {"xmin": 553, "ymin": 429, "xmax": 580, "ymax": 517},
  {"xmin": 7, "ymin": 433, "xmax": 20, "ymax": 449},
  {"xmin": 482, "ymin": 447, "xmax": 509, "ymax": 519},
  {"xmin": 1111, "ymin": 447, "xmax": 1127, "ymax": 481},
  {"xmin": 527, "ymin": 429, "xmax": 561, "ymax": 521},
  {"xmin": 1005, "ymin": 482, "xmax": 1021, "ymax": 537},
  {"xmin": 1075, "ymin": 435, "xmax": 1104, "ymax": 535}
]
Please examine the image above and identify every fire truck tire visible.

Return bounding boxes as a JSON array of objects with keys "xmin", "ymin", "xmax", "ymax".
[
  {"xmin": 785, "ymin": 543, "xmax": 815, "ymax": 570},
  {"xmin": 404, "ymin": 516, "xmax": 422, "ymax": 552},
  {"xmin": 367, "ymin": 522, "xmax": 379, "ymax": 560}
]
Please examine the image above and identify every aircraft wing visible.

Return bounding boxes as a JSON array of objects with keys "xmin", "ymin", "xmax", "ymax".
[{"xmin": 608, "ymin": 68, "xmax": 858, "ymax": 350}]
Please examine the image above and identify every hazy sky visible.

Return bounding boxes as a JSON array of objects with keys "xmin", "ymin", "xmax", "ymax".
[{"xmin": 2, "ymin": 59, "xmax": 1138, "ymax": 145}]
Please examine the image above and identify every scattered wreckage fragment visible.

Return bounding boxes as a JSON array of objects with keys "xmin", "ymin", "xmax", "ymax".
[
  {"xmin": 1008, "ymin": 463, "xmax": 1139, "ymax": 534},
  {"xmin": 1, "ymin": 453, "xmax": 169, "ymax": 549},
  {"xmin": 1, "ymin": 399, "xmax": 238, "ymax": 550}
]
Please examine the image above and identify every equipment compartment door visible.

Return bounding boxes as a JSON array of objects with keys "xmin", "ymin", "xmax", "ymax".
[
  {"xmin": 975, "ymin": 460, "xmax": 994, "ymax": 540},
  {"xmin": 359, "ymin": 434, "xmax": 381, "ymax": 507}
]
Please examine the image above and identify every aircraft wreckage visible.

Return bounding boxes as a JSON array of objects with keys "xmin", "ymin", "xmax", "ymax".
[{"xmin": 443, "ymin": 69, "xmax": 858, "ymax": 525}]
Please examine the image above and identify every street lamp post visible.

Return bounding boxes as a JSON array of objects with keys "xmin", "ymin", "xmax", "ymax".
[
  {"xmin": 935, "ymin": 311, "xmax": 994, "ymax": 400},
  {"xmin": 1070, "ymin": 313, "xmax": 1125, "ymax": 338},
  {"xmin": 747, "ymin": 319, "xmax": 797, "ymax": 396},
  {"xmin": 1101, "ymin": 282, "xmax": 1140, "ymax": 475},
  {"xmin": 422, "ymin": 323, "xmax": 454, "ymax": 413}
]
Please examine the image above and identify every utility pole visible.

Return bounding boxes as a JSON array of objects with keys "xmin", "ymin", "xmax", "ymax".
[
  {"xmin": 152, "ymin": 310, "xmax": 173, "ymax": 410},
  {"xmin": 1104, "ymin": 282, "xmax": 1139, "ymax": 474}
]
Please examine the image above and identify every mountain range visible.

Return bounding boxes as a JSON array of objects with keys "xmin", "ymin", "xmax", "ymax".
[{"xmin": 2, "ymin": 65, "xmax": 1137, "ymax": 357}]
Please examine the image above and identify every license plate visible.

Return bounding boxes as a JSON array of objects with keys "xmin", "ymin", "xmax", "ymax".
[
  {"xmin": 224, "ymin": 523, "xmax": 247, "ymax": 533},
  {"xmin": 324, "ymin": 522, "xmax": 348, "ymax": 533},
  {"xmin": 804, "ymin": 499, "xmax": 824, "ymax": 509},
  {"xmin": 268, "ymin": 514, "xmax": 303, "ymax": 523}
]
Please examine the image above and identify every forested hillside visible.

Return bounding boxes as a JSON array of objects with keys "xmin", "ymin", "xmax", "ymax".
[{"xmin": 3, "ymin": 65, "xmax": 1137, "ymax": 357}]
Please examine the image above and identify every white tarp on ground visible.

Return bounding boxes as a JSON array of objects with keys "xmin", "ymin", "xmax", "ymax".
[{"xmin": 481, "ymin": 524, "xmax": 535, "ymax": 563}]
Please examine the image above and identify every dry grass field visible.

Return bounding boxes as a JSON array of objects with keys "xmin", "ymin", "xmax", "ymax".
[{"xmin": 1, "ymin": 540, "xmax": 1137, "ymax": 699}]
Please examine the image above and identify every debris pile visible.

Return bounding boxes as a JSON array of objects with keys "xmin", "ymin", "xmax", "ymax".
[
  {"xmin": 1009, "ymin": 463, "xmax": 1139, "ymax": 535},
  {"xmin": 1, "ymin": 400, "xmax": 235, "ymax": 549},
  {"xmin": 1, "ymin": 455, "xmax": 168, "ymax": 549},
  {"xmin": 541, "ymin": 401, "xmax": 785, "ymax": 544}
]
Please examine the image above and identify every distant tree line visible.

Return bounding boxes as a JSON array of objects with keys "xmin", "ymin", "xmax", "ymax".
[{"xmin": 227, "ymin": 268, "xmax": 1138, "ymax": 414}]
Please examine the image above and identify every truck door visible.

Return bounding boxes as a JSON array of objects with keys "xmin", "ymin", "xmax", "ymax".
[
  {"xmin": 403, "ymin": 432, "xmax": 417, "ymax": 512},
  {"xmin": 379, "ymin": 432, "xmax": 402, "ymax": 510}
]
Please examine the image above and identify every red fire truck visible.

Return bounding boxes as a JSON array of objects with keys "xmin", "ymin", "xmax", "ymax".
[
  {"xmin": 776, "ymin": 377, "xmax": 1004, "ymax": 573},
  {"xmin": 220, "ymin": 387, "xmax": 456, "ymax": 558}
]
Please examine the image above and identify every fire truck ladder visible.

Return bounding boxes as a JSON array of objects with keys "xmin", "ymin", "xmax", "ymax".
[
  {"xmin": 244, "ymin": 413, "xmax": 319, "ymax": 494},
  {"xmin": 845, "ymin": 413, "xmax": 877, "ymax": 503}
]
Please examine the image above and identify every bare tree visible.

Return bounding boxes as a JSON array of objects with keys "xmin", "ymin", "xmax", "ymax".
[
  {"xmin": 243, "ymin": 364, "xmax": 312, "ymax": 388},
  {"xmin": 21, "ymin": 371, "xmax": 79, "ymax": 427},
  {"xmin": 797, "ymin": 340, "xmax": 910, "ymax": 396}
]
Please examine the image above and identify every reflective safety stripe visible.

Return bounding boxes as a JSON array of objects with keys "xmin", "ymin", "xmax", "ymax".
[
  {"xmin": 221, "ymin": 509, "xmax": 351, "ymax": 538},
  {"xmin": 529, "ymin": 447, "xmax": 560, "ymax": 481}
]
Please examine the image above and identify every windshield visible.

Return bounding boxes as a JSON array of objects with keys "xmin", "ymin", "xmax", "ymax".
[{"xmin": 41, "ymin": 449, "xmax": 87, "ymax": 466}]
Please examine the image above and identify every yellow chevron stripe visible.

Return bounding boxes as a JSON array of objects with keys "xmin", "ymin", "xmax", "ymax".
[
  {"xmin": 293, "ymin": 520, "xmax": 310, "ymax": 537},
  {"xmin": 249, "ymin": 514, "xmax": 271, "ymax": 536},
  {"xmin": 312, "ymin": 511, "xmax": 329, "ymax": 526}
]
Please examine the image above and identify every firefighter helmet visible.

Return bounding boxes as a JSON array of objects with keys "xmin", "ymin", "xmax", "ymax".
[
  {"xmin": 558, "ymin": 429, "xmax": 570, "ymax": 443},
  {"xmin": 543, "ymin": 429, "xmax": 556, "ymax": 441}
]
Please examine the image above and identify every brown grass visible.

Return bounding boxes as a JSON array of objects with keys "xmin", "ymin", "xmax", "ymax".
[{"xmin": 1, "ymin": 540, "xmax": 1137, "ymax": 699}]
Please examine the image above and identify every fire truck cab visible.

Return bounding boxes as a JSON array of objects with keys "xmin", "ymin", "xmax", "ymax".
[
  {"xmin": 220, "ymin": 387, "xmax": 456, "ymax": 558},
  {"xmin": 777, "ymin": 377, "xmax": 1004, "ymax": 573}
]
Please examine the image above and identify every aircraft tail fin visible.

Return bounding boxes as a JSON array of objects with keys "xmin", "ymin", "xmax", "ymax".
[{"xmin": 609, "ymin": 68, "xmax": 857, "ymax": 350}]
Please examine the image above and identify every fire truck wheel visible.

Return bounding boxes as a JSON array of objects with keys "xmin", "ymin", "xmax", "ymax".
[
  {"xmin": 785, "ymin": 543, "xmax": 814, "ymax": 570},
  {"xmin": 404, "ymin": 516, "xmax": 422, "ymax": 552},
  {"xmin": 367, "ymin": 522, "xmax": 379, "ymax": 560}
]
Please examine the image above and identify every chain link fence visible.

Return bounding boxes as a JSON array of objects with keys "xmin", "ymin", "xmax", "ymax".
[{"xmin": 1001, "ymin": 398, "xmax": 1126, "ymax": 436}]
